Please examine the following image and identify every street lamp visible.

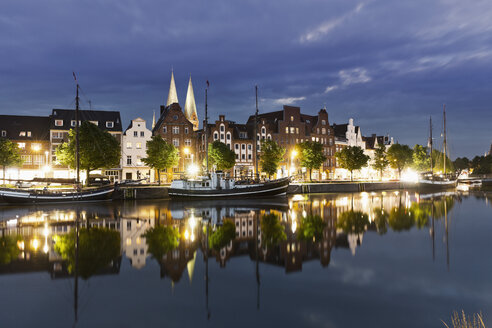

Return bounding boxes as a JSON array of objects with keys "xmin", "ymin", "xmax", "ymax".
[{"xmin": 290, "ymin": 149, "xmax": 298, "ymax": 177}]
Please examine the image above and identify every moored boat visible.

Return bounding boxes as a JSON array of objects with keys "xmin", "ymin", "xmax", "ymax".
[{"xmin": 0, "ymin": 185, "xmax": 114, "ymax": 204}]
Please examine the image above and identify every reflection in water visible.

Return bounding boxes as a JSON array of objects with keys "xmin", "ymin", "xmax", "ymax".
[{"xmin": 0, "ymin": 192, "xmax": 462, "ymax": 323}]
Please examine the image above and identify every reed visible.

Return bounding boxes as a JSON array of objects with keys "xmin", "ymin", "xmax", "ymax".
[{"xmin": 442, "ymin": 311, "xmax": 486, "ymax": 328}]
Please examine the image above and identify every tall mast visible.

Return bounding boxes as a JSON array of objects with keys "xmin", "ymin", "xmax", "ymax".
[
  {"xmin": 254, "ymin": 85, "xmax": 259, "ymax": 180},
  {"xmin": 205, "ymin": 82, "xmax": 209, "ymax": 175},
  {"xmin": 429, "ymin": 116, "xmax": 433, "ymax": 174},
  {"xmin": 443, "ymin": 104, "xmax": 447, "ymax": 174},
  {"xmin": 73, "ymin": 72, "xmax": 80, "ymax": 185}
]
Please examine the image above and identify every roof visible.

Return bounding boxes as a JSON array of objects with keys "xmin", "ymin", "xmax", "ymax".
[
  {"xmin": 51, "ymin": 109, "xmax": 122, "ymax": 132},
  {"xmin": 123, "ymin": 117, "xmax": 146, "ymax": 135},
  {"xmin": 247, "ymin": 110, "xmax": 284, "ymax": 125},
  {"xmin": 332, "ymin": 124, "xmax": 348, "ymax": 139},
  {"xmin": 0, "ymin": 115, "xmax": 51, "ymax": 141}
]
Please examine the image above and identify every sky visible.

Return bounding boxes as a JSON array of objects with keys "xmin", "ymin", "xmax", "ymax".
[{"xmin": 1, "ymin": 0, "xmax": 491, "ymax": 158}]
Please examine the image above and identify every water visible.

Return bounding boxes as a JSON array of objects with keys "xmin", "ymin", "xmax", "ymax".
[{"xmin": 0, "ymin": 191, "xmax": 491, "ymax": 328}]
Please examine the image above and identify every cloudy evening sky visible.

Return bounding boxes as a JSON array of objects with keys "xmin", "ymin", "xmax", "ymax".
[{"xmin": 1, "ymin": 0, "xmax": 491, "ymax": 158}]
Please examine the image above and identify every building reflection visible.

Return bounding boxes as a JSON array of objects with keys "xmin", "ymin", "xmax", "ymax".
[{"xmin": 0, "ymin": 192, "xmax": 459, "ymax": 280}]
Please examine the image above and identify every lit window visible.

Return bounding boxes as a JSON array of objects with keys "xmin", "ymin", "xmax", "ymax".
[
  {"xmin": 290, "ymin": 127, "xmax": 295, "ymax": 134},
  {"xmin": 136, "ymin": 142, "xmax": 142, "ymax": 149},
  {"xmin": 285, "ymin": 127, "xmax": 289, "ymax": 134},
  {"xmin": 290, "ymin": 116, "xmax": 294, "ymax": 121},
  {"xmin": 19, "ymin": 131, "xmax": 26, "ymax": 137},
  {"xmin": 18, "ymin": 142, "xmax": 25, "ymax": 149},
  {"xmin": 126, "ymin": 142, "xmax": 132, "ymax": 149},
  {"xmin": 322, "ymin": 128, "xmax": 326, "ymax": 134},
  {"xmin": 185, "ymin": 127, "xmax": 189, "ymax": 134},
  {"xmin": 55, "ymin": 120, "xmax": 63, "ymax": 127},
  {"xmin": 126, "ymin": 238, "xmax": 131, "ymax": 246},
  {"xmin": 106, "ymin": 121, "xmax": 114, "ymax": 128}
]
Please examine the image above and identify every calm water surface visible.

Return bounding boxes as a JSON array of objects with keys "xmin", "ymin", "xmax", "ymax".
[{"xmin": 0, "ymin": 191, "xmax": 491, "ymax": 328}]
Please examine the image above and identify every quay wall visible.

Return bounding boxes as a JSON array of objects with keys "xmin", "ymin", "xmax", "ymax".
[
  {"xmin": 287, "ymin": 182, "xmax": 418, "ymax": 194},
  {"xmin": 113, "ymin": 186, "xmax": 169, "ymax": 200}
]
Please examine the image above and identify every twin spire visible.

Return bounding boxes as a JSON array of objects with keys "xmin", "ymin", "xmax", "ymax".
[{"xmin": 166, "ymin": 70, "xmax": 199, "ymax": 131}]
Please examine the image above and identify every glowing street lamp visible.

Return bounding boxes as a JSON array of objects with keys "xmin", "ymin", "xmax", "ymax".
[{"xmin": 289, "ymin": 149, "xmax": 298, "ymax": 177}]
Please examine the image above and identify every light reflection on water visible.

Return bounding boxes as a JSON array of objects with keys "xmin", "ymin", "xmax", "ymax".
[{"xmin": 0, "ymin": 191, "xmax": 491, "ymax": 328}]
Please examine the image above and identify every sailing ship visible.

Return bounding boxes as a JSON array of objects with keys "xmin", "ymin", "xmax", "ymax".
[
  {"xmin": 169, "ymin": 85, "xmax": 290, "ymax": 199},
  {"xmin": 418, "ymin": 105, "xmax": 457, "ymax": 191},
  {"xmin": 0, "ymin": 74, "xmax": 115, "ymax": 204}
]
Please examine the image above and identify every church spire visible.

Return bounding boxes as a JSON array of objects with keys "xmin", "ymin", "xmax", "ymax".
[
  {"xmin": 152, "ymin": 110, "xmax": 156, "ymax": 129},
  {"xmin": 184, "ymin": 76, "xmax": 199, "ymax": 131},
  {"xmin": 166, "ymin": 69, "xmax": 179, "ymax": 106}
]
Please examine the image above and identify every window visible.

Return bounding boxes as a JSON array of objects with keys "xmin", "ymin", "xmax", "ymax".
[
  {"xmin": 290, "ymin": 116, "xmax": 294, "ymax": 121},
  {"xmin": 241, "ymin": 144, "xmax": 246, "ymax": 150},
  {"xmin": 173, "ymin": 115, "xmax": 178, "ymax": 120},
  {"xmin": 317, "ymin": 128, "xmax": 320, "ymax": 134},
  {"xmin": 172, "ymin": 139, "xmax": 179, "ymax": 147},
  {"xmin": 290, "ymin": 127, "xmax": 295, "ymax": 134},
  {"xmin": 220, "ymin": 133, "xmax": 224, "ymax": 140},
  {"xmin": 127, "ymin": 221, "xmax": 131, "ymax": 230},
  {"xmin": 140, "ymin": 131, "xmax": 144, "ymax": 137},
  {"xmin": 27, "ymin": 131, "xmax": 31, "ymax": 137},
  {"xmin": 184, "ymin": 127, "xmax": 189, "ymax": 134},
  {"xmin": 163, "ymin": 126, "xmax": 167, "ymax": 133},
  {"xmin": 18, "ymin": 142, "xmax": 25, "ymax": 149},
  {"xmin": 322, "ymin": 128, "xmax": 326, "ymax": 134},
  {"xmin": 136, "ymin": 142, "xmax": 142, "ymax": 149},
  {"xmin": 242, "ymin": 154, "xmax": 245, "ymax": 160},
  {"xmin": 1, "ymin": 130, "xmax": 6, "ymax": 137},
  {"xmin": 70, "ymin": 120, "xmax": 81, "ymax": 127},
  {"xmin": 55, "ymin": 120, "xmax": 63, "ymax": 127},
  {"xmin": 21, "ymin": 155, "xmax": 32, "ymax": 164},
  {"xmin": 248, "ymin": 154, "xmax": 252, "ymax": 160},
  {"xmin": 226, "ymin": 133, "xmax": 231, "ymax": 140},
  {"xmin": 127, "ymin": 156, "xmax": 132, "ymax": 165},
  {"xmin": 172, "ymin": 126, "xmax": 179, "ymax": 134},
  {"xmin": 134, "ymin": 131, "xmax": 138, "ymax": 137},
  {"xmin": 52, "ymin": 131, "xmax": 63, "ymax": 139},
  {"xmin": 106, "ymin": 121, "xmax": 114, "ymax": 128},
  {"xmin": 285, "ymin": 127, "xmax": 289, "ymax": 134},
  {"xmin": 33, "ymin": 155, "xmax": 43, "ymax": 165},
  {"xmin": 126, "ymin": 142, "xmax": 132, "ymax": 149},
  {"xmin": 261, "ymin": 127, "xmax": 266, "ymax": 134},
  {"xmin": 19, "ymin": 131, "xmax": 26, "ymax": 137},
  {"xmin": 185, "ymin": 139, "xmax": 192, "ymax": 146},
  {"xmin": 90, "ymin": 121, "xmax": 98, "ymax": 125},
  {"xmin": 322, "ymin": 120, "xmax": 326, "ymax": 125},
  {"xmin": 248, "ymin": 144, "xmax": 252, "ymax": 150},
  {"xmin": 214, "ymin": 132, "xmax": 218, "ymax": 140},
  {"xmin": 235, "ymin": 144, "xmax": 239, "ymax": 150},
  {"xmin": 296, "ymin": 127, "xmax": 299, "ymax": 134},
  {"xmin": 220, "ymin": 125, "xmax": 225, "ymax": 132}
]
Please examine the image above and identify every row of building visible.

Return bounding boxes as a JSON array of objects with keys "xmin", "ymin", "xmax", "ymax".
[{"xmin": 0, "ymin": 72, "xmax": 395, "ymax": 184}]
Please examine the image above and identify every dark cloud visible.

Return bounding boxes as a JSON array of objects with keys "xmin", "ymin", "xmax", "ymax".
[{"xmin": 1, "ymin": 0, "xmax": 491, "ymax": 157}]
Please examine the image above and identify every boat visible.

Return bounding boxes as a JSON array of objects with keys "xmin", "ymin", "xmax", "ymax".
[
  {"xmin": 0, "ymin": 74, "xmax": 115, "ymax": 204},
  {"xmin": 169, "ymin": 171, "xmax": 290, "ymax": 199},
  {"xmin": 169, "ymin": 85, "xmax": 289, "ymax": 199},
  {"xmin": 0, "ymin": 185, "xmax": 114, "ymax": 204},
  {"xmin": 418, "ymin": 105, "xmax": 457, "ymax": 191}
]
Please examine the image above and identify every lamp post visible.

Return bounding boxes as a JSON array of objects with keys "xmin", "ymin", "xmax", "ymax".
[{"xmin": 290, "ymin": 149, "xmax": 298, "ymax": 178}]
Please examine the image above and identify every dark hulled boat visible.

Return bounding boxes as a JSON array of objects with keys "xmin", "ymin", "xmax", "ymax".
[{"xmin": 0, "ymin": 186, "xmax": 114, "ymax": 204}]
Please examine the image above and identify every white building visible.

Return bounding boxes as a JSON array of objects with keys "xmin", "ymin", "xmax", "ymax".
[
  {"xmin": 121, "ymin": 118, "xmax": 154, "ymax": 182},
  {"xmin": 122, "ymin": 217, "xmax": 155, "ymax": 269}
]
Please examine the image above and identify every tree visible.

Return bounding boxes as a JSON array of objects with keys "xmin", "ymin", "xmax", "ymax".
[
  {"xmin": 143, "ymin": 226, "xmax": 180, "ymax": 260},
  {"xmin": 56, "ymin": 122, "xmax": 120, "ymax": 185},
  {"xmin": 386, "ymin": 144, "xmax": 413, "ymax": 179},
  {"xmin": 470, "ymin": 155, "xmax": 492, "ymax": 175},
  {"xmin": 208, "ymin": 141, "xmax": 236, "ymax": 171},
  {"xmin": 142, "ymin": 135, "xmax": 179, "ymax": 184},
  {"xmin": 261, "ymin": 213, "xmax": 286, "ymax": 247},
  {"xmin": 337, "ymin": 210, "xmax": 369, "ymax": 234},
  {"xmin": 453, "ymin": 157, "xmax": 470, "ymax": 171},
  {"xmin": 0, "ymin": 235, "xmax": 22, "ymax": 264},
  {"xmin": 388, "ymin": 206, "xmax": 415, "ymax": 232},
  {"xmin": 431, "ymin": 149, "xmax": 454, "ymax": 174},
  {"xmin": 209, "ymin": 220, "xmax": 236, "ymax": 251},
  {"xmin": 259, "ymin": 140, "xmax": 285, "ymax": 178},
  {"xmin": 412, "ymin": 144, "xmax": 430, "ymax": 172},
  {"xmin": 372, "ymin": 143, "xmax": 389, "ymax": 180},
  {"xmin": 335, "ymin": 146, "xmax": 370, "ymax": 181},
  {"xmin": 0, "ymin": 138, "xmax": 22, "ymax": 186},
  {"xmin": 53, "ymin": 227, "xmax": 121, "ymax": 279},
  {"xmin": 296, "ymin": 141, "xmax": 326, "ymax": 181}
]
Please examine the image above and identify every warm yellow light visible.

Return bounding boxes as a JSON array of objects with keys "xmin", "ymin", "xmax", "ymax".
[
  {"xmin": 401, "ymin": 169, "xmax": 419, "ymax": 183},
  {"xmin": 186, "ymin": 164, "xmax": 199, "ymax": 176},
  {"xmin": 43, "ymin": 223, "xmax": 49, "ymax": 237},
  {"xmin": 183, "ymin": 147, "xmax": 190, "ymax": 155},
  {"xmin": 43, "ymin": 242, "xmax": 49, "ymax": 254},
  {"xmin": 32, "ymin": 144, "xmax": 41, "ymax": 152},
  {"xmin": 184, "ymin": 230, "xmax": 190, "ymax": 240},
  {"xmin": 17, "ymin": 240, "xmax": 25, "ymax": 250},
  {"xmin": 291, "ymin": 220, "xmax": 297, "ymax": 233},
  {"xmin": 190, "ymin": 232, "xmax": 195, "ymax": 242},
  {"xmin": 291, "ymin": 150, "xmax": 298, "ymax": 159},
  {"xmin": 189, "ymin": 215, "xmax": 197, "ymax": 230},
  {"xmin": 32, "ymin": 239, "xmax": 40, "ymax": 251}
]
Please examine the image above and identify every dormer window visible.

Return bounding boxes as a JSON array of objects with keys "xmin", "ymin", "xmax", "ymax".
[
  {"xmin": 1, "ymin": 130, "xmax": 6, "ymax": 137},
  {"xmin": 106, "ymin": 121, "xmax": 114, "ymax": 128},
  {"xmin": 19, "ymin": 131, "xmax": 26, "ymax": 137},
  {"xmin": 90, "ymin": 121, "xmax": 98, "ymax": 125},
  {"xmin": 290, "ymin": 116, "xmax": 294, "ymax": 121},
  {"xmin": 55, "ymin": 120, "xmax": 63, "ymax": 127},
  {"xmin": 27, "ymin": 131, "xmax": 31, "ymax": 137}
]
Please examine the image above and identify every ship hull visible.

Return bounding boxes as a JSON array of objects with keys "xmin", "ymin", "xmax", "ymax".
[
  {"xmin": 169, "ymin": 178, "xmax": 289, "ymax": 199},
  {"xmin": 0, "ymin": 187, "xmax": 114, "ymax": 204},
  {"xmin": 418, "ymin": 179, "xmax": 457, "ymax": 192}
]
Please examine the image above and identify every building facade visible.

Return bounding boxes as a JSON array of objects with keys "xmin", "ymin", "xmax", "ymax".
[{"xmin": 121, "ymin": 118, "xmax": 154, "ymax": 182}]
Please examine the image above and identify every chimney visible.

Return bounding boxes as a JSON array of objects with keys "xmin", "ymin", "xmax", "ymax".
[{"xmin": 219, "ymin": 115, "xmax": 225, "ymax": 121}]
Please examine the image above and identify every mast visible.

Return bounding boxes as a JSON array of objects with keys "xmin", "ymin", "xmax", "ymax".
[
  {"xmin": 443, "ymin": 104, "xmax": 447, "ymax": 175},
  {"xmin": 205, "ymin": 82, "xmax": 209, "ymax": 175},
  {"xmin": 254, "ymin": 85, "xmax": 259, "ymax": 180},
  {"xmin": 73, "ymin": 73, "xmax": 80, "ymax": 185},
  {"xmin": 429, "ymin": 116, "xmax": 433, "ymax": 174}
]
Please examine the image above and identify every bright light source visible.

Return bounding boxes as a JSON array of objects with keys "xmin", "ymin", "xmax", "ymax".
[
  {"xmin": 401, "ymin": 169, "xmax": 419, "ymax": 183},
  {"xmin": 184, "ymin": 230, "xmax": 190, "ymax": 240},
  {"xmin": 32, "ymin": 144, "xmax": 41, "ymax": 152},
  {"xmin": 187, "ymin": 164, "xmax": 199, "ymax": 177},
  {"xmin": 291, "ymin": 150, "xmax": 298, "ymax": 159},
  {"xmin": 32, "ymin": 239, "xmax": 39, "ymax": 251},
  {"xmin": 183, "ymin": 147, "xmax": 190, "ymax": 155}
]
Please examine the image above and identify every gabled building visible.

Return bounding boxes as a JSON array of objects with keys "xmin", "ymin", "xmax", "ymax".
[
  {"xmin": 121, "ymin": 118, "xmax": 154, "ymax": 182},
  {"xmin": 0, "ymin": 115, "xmax": 51, "ymax": 181}
]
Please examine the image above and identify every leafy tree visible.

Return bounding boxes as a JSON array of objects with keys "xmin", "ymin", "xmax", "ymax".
[
  {"xmin": 143, "ymin": 226, "xmax": 180, "ymax": 260},
  {"xmin": 470, "ymin": 155, "xmax": 492, "ymax": 175},
  {"xmin": 296, "ymin": 141, "xmax": 326, "ymax": 181},
  {"xmin": 259, "ymin": 140, "xmax": 285, "ymax": 178},
  {"xmin": 387, "ymin": 144, "xmax": 413, "ymax": 179},
  {"xmin": 388, "ymin": 206, "xmax": 415, "ymax": 232},
  {"xmin": 337, "ymin": 210, "xmax": 369, "ymax": 234},
  {"xmin": 56, "ymin": 122, "xmax": 120, "ymax": 185},
  {"xmin": 372, "ymin": 144, "xmax": 389, "ymax": 180},
  {"xmin": 298, "ymin": 215, "xmax": 326, "ymax": 241},
  {"xmin": 412, "ymin": 144, "xmax": 430, "ymax": 172},
  {"xmin": 410, "ymin": 202, "xmax": 431, "ymax": 229},
  {"xmin": 335, "ymin": 146, "xmax": 370, "ymax": 181},
  {"xmin": 0, "ymin": 235, "xmax": 22, "ymax": 264},
  {"xmin": 142, "ymin": 135, "xmax": 179, "ymax": 184},
  {"xmin": 453, "ymin": 157, "xmax": 470, "ymax": 171},
  {"xmin": 0, "ymin": 138, "xmax": 22, "ymax": 186},
  {"xmin": 208, "ymin": 141, "xmax": 236, "ymax": 171},
  {"xmin": 53, "ymin": 227, "xmax": 121, "ymax": 279},
  {"xmin": 261, "ymin": 213, "xmax": 286, "ymax": 247},
  {"xmin": 373, "ymin": 208, "xmax": 388, "ymax": 235},
  {"xmin": 209, "ymin": 220, "xmax": 236, "ymax": 251}
]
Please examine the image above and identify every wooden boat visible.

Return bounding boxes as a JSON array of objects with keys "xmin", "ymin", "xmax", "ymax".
[
  {"xmin": 169, "ymin": 172, "xmax": 289, "ymax": 199},
  {"xmin": 0, "ymin": 186, "xmax": 114, "ymax": 204}
]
